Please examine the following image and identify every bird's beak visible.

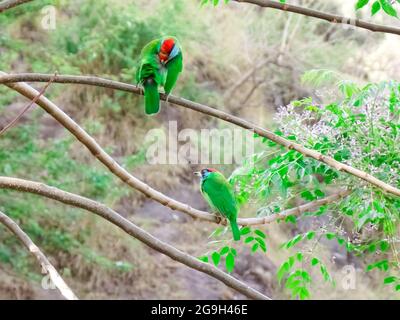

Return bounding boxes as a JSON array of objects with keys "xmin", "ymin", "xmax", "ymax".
[{"xmin": 194, "ymin": 172, "xmax": 201, "ymax": 177}]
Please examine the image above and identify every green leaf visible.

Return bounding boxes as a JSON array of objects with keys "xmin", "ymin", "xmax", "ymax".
[
  {"xmin": 288, "ymin": 256, "xmax": 295, "ymax": 268},
  {"xmin": 220, "ymin": 246, "xmax": 230, "ymax": 255},
  {"xmin": 251, "ymin": 243, "xmax": 259, "ymax": 253},
  {"xmin": 240, "ymin": 226, "xmax": 251, "ymax": 235},
  {"xmin": 380, "ymin": 240, "xmax": 390, "ymax": 252},
  {"xmin": 368, "ymin": 243, "xmax": 376, "ymax": 253},
  {"xmin": 211, "ymin": 252, "xmax": 221, "ymax": 266},
  {"xmin": 325, "ymin": 232, "xmax": 336, "ymax": 240},
  {"xmin": 384, "ymin": 276, "xmax": 397, "ymax": 284},
  {"xmin": 300, "ymin": 190, "xmax": 315, "ymax": 201},
  {"xmin": 311, "ymin": 258, "xmax": 320, "ymax": 266},
  {"xmin": 320, "ymin": 265, "xmax": 332, "ymax": 282},
  {"xmin": 226, "ymin": 253, "xmax": 235, "ymax": 273},
  {"xmin": 277, "ymin": 262, "xmax": 289, "ymax": 283},
  {"xmin": 255, "ymin": 237, "xmax": 267, "ymax": 252},
  {"xmin": 299, "ymin": 287, "xmax": 310, "ymax": 300},
  {"xmin": 284, "ymin": 234, "xmax": 303, "ymax": 249},
  {"xmin": 296, "ymin": 252, "xmax": 303, "ymax": 262},
  {"xmin": 245, "ymin": 236, "xmax": 255, "ymax": 244},
  {"xmin": 356, "ymin": 0, "xmax": 370, "ymax": 9},
  {"xmin": 254, "ymin": 229, "xmax": 266, "ymax": 239},
  {"xmin": 284, "ymin": 215, "xmax": 297, "ymax": 224},
  {"xmin": 337, "ymin": 238, "xmax": 345, "ymax": 246},
  {"xmin": 301, "ymin": 270, "xmax": 312, "ymax": 283},
  {"xmin": 199, "ymin": 256, "xmax": 208, "ymax": 263},
  {"xmin": 306, "ymin": 231, "xmax": 315, "ymax": 240},
  {"xmin": 380, "ymin": 0, "xmax": 398, "ymax": 17},
  {"xmin": 371, "ymin": 1, "xmax": 381, "ymax": 15},
  {"xmin": 255, "ymin": 237, "xmax": 266, "ymax": 247},
  {"xmin": 367, "ymin": 259, "xmax": 389, "ymax": 272}
]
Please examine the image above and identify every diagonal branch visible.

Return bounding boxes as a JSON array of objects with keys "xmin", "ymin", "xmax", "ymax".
[
  {"xmin": 0, "ymin": 176, "xmax": 271, "ymax": 300},
  {"xmin": 0, "ymin": 209, "xmax": 78, "ymax": 300},
  {"xmin": 0, "ymin": 73, "xmax": 55, "ymax": 136},
  {"xmin": 1, "ymin": 72, "xmax": 399, "ymax": 198},
  {"xmin": 234, "ymin": 0, "xmax": 400, "ymax": 36},
  {"xmin": 0, "ymin": 0, "xmax": 33, "ymax": 13}
]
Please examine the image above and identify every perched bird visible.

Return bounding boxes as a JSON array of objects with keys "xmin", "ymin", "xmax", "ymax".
[
  {"xmin": 194, "ymin": 168, "xmax": 241, "ymax": 241},
  {"xmin": 135, "ymin": 36, "xmax": 183, "ymax": 115}
]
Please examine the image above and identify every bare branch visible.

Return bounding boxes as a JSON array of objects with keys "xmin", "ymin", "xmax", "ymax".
[
  {"xmin": 0, "ymin": 176, "xmax": 271, "ymax": 300},
  {"xmin": 1, "ymin": 73, "xmax": 399, "ymax": 198},
  {"xmin": 235, "ymin": 0, "xmax": 400, "ymax": 36},
  {"xmin": 238, "ymin": 189, "xmax": 351, "ymax": 226},
  {"xmin": 0, "ymin": 0, "xmax": 33, "ymax": 13},
  {"xmin": 0, "ymin": 210, "xmax": 78, "ymax": 300}
]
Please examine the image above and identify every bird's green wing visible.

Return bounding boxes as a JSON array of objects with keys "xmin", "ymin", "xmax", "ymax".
[
  {"xmin": 135, "ymin": 38, "xmax": 165, "ymax": 86},
  {"xmin": 164, "ymin": 52, "xmax": 183, "ymax": 94},
  {"xmin": 201, "ymin": 172, "xmax": 238, "ymax": 221}
]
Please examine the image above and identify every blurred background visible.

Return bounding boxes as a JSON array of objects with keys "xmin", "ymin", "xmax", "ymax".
[{"xmin": 0, "ymin": 0, "xmax": 399, "ymax": 299}]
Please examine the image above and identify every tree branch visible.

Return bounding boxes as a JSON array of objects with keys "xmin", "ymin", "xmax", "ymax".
[
  {"xmin": 238, "ymin": 189, "xmax": 351, "ymax": 226},
  {"xmin": 0, "ymin": 0, "xmax": 33, "ymax": 13},
  {"xmin": 235, "ymin": 0, "xmax": 400, "ymax": 36},
  {"xmin": 0, "ymin": 73, "xmax": 55, "ymax": 137},
  {"xmin": 0, "ymin": 176, "xmax": 271, "ymax": 300},
  {"xmin": 0, "ymin": 209, "xmax": 78, "ymax": 300},
  {"xmin": 0, "ymin": 71, "xmax": 215, "ymax": 223},
  {"xmin": 1, "ymin": 72, "xmax": 399, "ymax": 198}
]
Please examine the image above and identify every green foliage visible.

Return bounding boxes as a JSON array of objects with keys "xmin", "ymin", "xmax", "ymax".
[
  {"xmin": 356, "ymin": 0, "xmax": 400, "ymax": 17},
  {"xmin": 277, "ymin": 250, "xmax": 334, "ymax": 300},
  {"xmin": 230, "ymin": 79, "xmax": 400, "ymax": 298},
  {"xmin": 200, "ymin": 226, "xmax": 267, "ymax": 273},
  {"xmin": 199, "ymin": 245, "xmax": 237, "ymax": 273},
  {"xmin": 277, "ymin": 253, "xmax": 312, "ymax": 300}
]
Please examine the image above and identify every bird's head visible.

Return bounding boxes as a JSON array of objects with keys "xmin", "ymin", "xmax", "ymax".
[
  {"xmin": 158, "ymin": 37, "xmax": 179, "ymax": 64},
  {"xmin": 194, "ymin": 168, "xmax": 218, "ymax": 179}
]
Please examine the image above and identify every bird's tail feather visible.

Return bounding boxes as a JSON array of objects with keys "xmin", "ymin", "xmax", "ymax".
[
  {"xmin": 143, "ymin": 78, "xmax": 160, "ymax": 115},
  {"xmin": 230, "ymin": 219, "xmax": 241, "ymax": 241}
]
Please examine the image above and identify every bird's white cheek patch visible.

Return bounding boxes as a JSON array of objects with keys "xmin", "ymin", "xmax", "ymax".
[{"xmin": 168, "ymin": 45, "xmax": 179, "ymax": 61}]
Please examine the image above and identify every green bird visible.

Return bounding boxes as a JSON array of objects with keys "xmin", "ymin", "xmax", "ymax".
[
  {"xmin": 195, "ymin": 168, "xmax": 241, "ymax": 241},
  {"xmin": 136, "ymin": 36, "xmax": 183, "ymax": 115}
]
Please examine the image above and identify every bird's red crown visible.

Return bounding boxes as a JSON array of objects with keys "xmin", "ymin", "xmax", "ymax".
[
  {"xmin": 160, "ymin": 38, "xmax": 175, "ymax": 54},
  {"xmin": 159, "ymin": 38, "xmax": 175, "ymax": 63}
]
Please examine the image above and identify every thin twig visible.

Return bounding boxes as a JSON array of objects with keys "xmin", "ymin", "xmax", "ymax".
[
  {"xmin": 0, "ymin": 176, "xmax": 271, "ymax": 300},
  {"xmin": 0, "ymin": 73, "xmax": 56, "ymax": 137},
  {"xmin": 238, "ymin": 190, "xmax": 351, "ymax": 226},
  {"xmin": 1, "ymin": 73, "xmax": 399, "ymax": 198},
  {"xmin": 0, "ymin": 210, "xmax": 78, "ymax": 300},
  {"xmin": 234, "ymin": 0, "xmax": 400, "ymax": 36}
]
